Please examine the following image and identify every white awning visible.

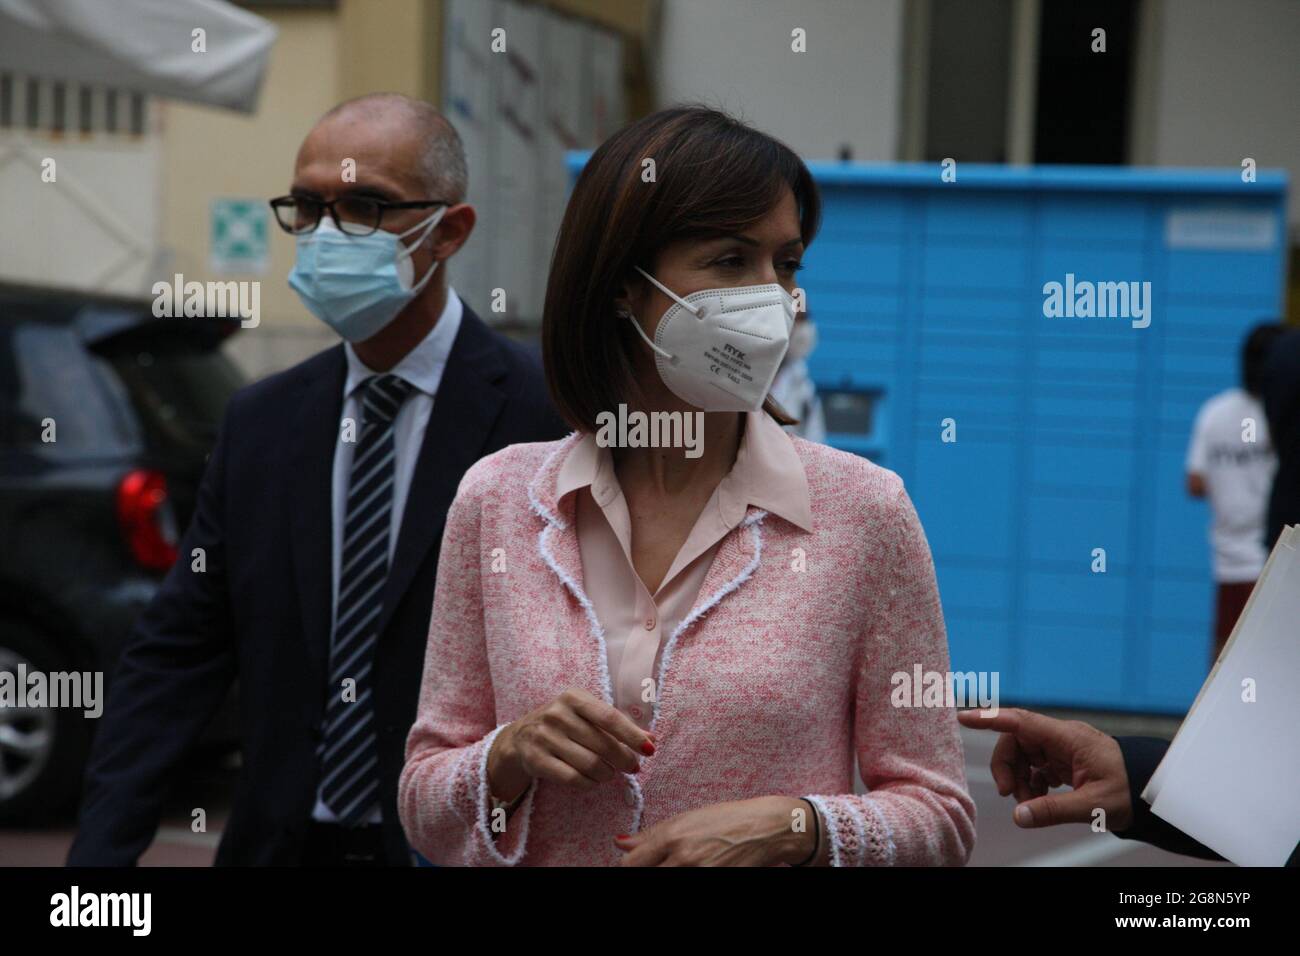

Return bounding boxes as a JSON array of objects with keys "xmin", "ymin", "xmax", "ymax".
[{"xmin": 0, "ymin": 0, "xmax": 277, "ymax": 114}]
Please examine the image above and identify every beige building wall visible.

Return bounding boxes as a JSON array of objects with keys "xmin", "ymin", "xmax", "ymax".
[
  {"xmin": 338, "ymin": 0, "xmax": 442, "ymax": 103},
  {"xmin": 157, "ymin": 0, "xmax": 649, "ymax": 379},
  {"xmin": 158, "ymin": 6, "xmax": 344, "ymax": 378},
  {"xmin": 654, "ymin": 0, "xmax": 903, "ymax": 162},
  {"xmin": 1144, "ymin": 0, "xmax": 1300, "ymax": 232}
]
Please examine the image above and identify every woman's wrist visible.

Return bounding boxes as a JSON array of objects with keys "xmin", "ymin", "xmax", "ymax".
[
  {"xmin": 790, "ymin": 798, "xmax": 821, "ymax": 866},
  {"xmin": 764, "ymin": 796, "xmax": 819, "ymax": 866},
  {"xmin": 486, "ymin": 722, "xmax": 532, "ymax": 802}
]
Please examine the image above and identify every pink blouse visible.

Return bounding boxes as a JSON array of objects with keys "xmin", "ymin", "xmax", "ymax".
[{"xmin": 555, "ymin": 412, "xmax": 814, "ymax": 730}]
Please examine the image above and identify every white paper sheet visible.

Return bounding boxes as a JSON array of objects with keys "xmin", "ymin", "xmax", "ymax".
[{"xmin": 1141, "ymin": 526, "xmax": 1300, "ymax": 866}]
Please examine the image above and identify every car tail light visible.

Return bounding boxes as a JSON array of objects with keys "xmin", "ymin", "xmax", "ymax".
[{"xmin": 116, "ymin": 469, "xmax": 179, "ymax": 571}]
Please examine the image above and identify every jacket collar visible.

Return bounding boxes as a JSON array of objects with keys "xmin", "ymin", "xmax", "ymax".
[
  {"xmin": 341, "ymin": 288, "xmax": 463, "ymax": 400},
  {"xmin": 540, "ymin": 411, "xmax": 814, "ymax": 533},
  {"xmin": 526, "ymin": 424, "xmax": 776, "ymax": 708}
]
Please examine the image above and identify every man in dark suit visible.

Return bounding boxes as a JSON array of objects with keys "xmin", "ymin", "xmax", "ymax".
[
  {"xmin": 1262, "ymin": 327, "xmax": 1300, "ymax": 548},
  {"xmin": 68, "ymin": 94, "xmax": 566, "ymax": 866}
]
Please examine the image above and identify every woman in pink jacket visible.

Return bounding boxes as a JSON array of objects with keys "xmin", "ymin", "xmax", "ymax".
[{"xmin": 398, "ymin": 106, "xmax": 976, "ymax": 866}]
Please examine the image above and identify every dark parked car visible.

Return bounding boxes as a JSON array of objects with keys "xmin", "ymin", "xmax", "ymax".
[{"xmin": 0, "ymin": 283, "xmax": 243, "ymax": 822}]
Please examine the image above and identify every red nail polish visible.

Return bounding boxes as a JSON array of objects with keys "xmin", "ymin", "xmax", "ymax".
[
  {"xmin": 641, "ymin": 741, "xmax": 656, "ymax": 756},
  {"xmin": 615, "ymin": 834, "xmax": 631, "ymax": 841}
]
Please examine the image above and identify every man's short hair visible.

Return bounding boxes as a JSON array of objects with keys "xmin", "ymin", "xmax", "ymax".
[{"xmin": 322, "ymin": 93, "xmax": 468, "ymax": 203}]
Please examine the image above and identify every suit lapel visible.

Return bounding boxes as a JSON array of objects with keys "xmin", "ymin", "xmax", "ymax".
[
  {"xmin": 288, "ymin": 345, "xmax": 347, "ymax": 682},
  {"xmin": 529, "ymin": 441, "xmax": 614, "ymax": 704},
  {"xmin": 545, "ymin": 509, "xmax": 764, "ymax": 637},
  {"xmin": 374, "ymin": 308, "xmax": 507, "ymax": 639}
]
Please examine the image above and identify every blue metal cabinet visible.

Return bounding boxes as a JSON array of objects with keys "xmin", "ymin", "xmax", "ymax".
[{"xmin": 801, "ymin": 163, "xmax": 1288, "ymax": 713}]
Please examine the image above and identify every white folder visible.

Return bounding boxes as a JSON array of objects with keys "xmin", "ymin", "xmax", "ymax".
[{"xmin": 1141, "ymin": 525, "xmax": 1300, "ymax": 866}]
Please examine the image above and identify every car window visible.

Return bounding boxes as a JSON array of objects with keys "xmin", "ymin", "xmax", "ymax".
[{"xmin": 0, "ymin": 323, "xmax": 140, "ymax": 455}]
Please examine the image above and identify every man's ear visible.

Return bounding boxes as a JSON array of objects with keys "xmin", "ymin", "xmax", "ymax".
[{"xmin": 429, "ymin": 203, "xmax": 476, "ymax": 259}]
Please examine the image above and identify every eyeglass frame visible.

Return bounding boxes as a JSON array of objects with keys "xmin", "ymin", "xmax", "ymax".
[{"xmin": 268, "ymin": 194, "xmax": 453, "ymax": 237}]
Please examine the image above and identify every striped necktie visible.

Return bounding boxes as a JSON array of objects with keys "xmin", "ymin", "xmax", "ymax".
[{"xmin": 319, "ymin": 372, "xmax": 414, "ymax": 825}]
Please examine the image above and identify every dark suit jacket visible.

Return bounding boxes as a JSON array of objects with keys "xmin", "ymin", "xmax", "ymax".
[
  {"xmin": 1115, "ymin": 736, "xmax": 1300, "ymax": 865},
  {"xmin": 1112, "ymin": 737, "xmax": 1222, "ymax": 861},
  {"xmin": 1263, "ymin": 328, "xmax": 1300, "ymax": 548},
  {"xmin": 68, "ymin": 305, "xmax": 567, "ymax": 866}
]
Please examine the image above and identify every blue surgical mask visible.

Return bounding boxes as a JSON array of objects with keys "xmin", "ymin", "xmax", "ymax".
[{"xmin": 287, "ymin": 207, "xmax": 446, "ymax": 342}]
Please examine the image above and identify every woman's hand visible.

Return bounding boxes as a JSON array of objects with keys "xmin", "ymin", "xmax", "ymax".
[
  {"xmin": 615, "ymin": 796, "xmax": 817, "ymax": 866},
  {"xmin": 487, "ymin": 688, "xmax": 655, "ymax": 801}
]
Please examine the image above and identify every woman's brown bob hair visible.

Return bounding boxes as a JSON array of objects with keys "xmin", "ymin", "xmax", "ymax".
[{"xmin": 542, "ymin": 106, "xmax": 822, "ymax": 432}]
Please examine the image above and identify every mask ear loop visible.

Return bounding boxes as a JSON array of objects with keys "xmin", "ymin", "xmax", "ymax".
[
  {"xmin": 634, "ymin": 266, "xmax": 704, "ymax": 318},
  {"xmin": 623, "ymin": 309, "xmax": 676, "ymax": 364},
  {"xmin": 624, "ymin": 265, "xmax": 705, "ymax": 364},
  {"xmin": 397, "ymin": 205, "xmax": 448, "ymax": 249},
  {"xmin": 398, "ymin": 205, "xmax": 449, "ymax": 295}
]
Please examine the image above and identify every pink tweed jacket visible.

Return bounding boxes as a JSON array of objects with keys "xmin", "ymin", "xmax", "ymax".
[{"xmin": 398, "ymin": 432, "xmax": 976, "ymax": 866}]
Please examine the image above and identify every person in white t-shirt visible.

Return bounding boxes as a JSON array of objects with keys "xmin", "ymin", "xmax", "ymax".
[{"xmin": 1185, "ymin": 322, "xmax": 1285, "ymax": 660}]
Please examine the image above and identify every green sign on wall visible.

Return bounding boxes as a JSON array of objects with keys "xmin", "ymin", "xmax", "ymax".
[{"xmin": 210, "ymin": 198, "xmax": 268, "ymax": 275}]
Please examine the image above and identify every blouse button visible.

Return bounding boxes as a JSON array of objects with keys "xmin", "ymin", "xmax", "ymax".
[
  {"xmin": 629, "ymin": 705, "xmax": 643, "ymax": 720},
  {"xmin": 643, "ymin": 617, "xmax": 655, "ymax": 630}
]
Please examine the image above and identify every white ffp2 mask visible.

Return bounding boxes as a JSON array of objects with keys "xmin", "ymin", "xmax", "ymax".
[{"xmin": 624, "ymin": 266, "xmax": 796, "ymax": 412}]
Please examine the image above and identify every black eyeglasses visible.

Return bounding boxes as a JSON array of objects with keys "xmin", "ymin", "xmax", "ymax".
[{"xmin": 269, "ymin": 195, "xmax": 450, "ymax": 237}]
